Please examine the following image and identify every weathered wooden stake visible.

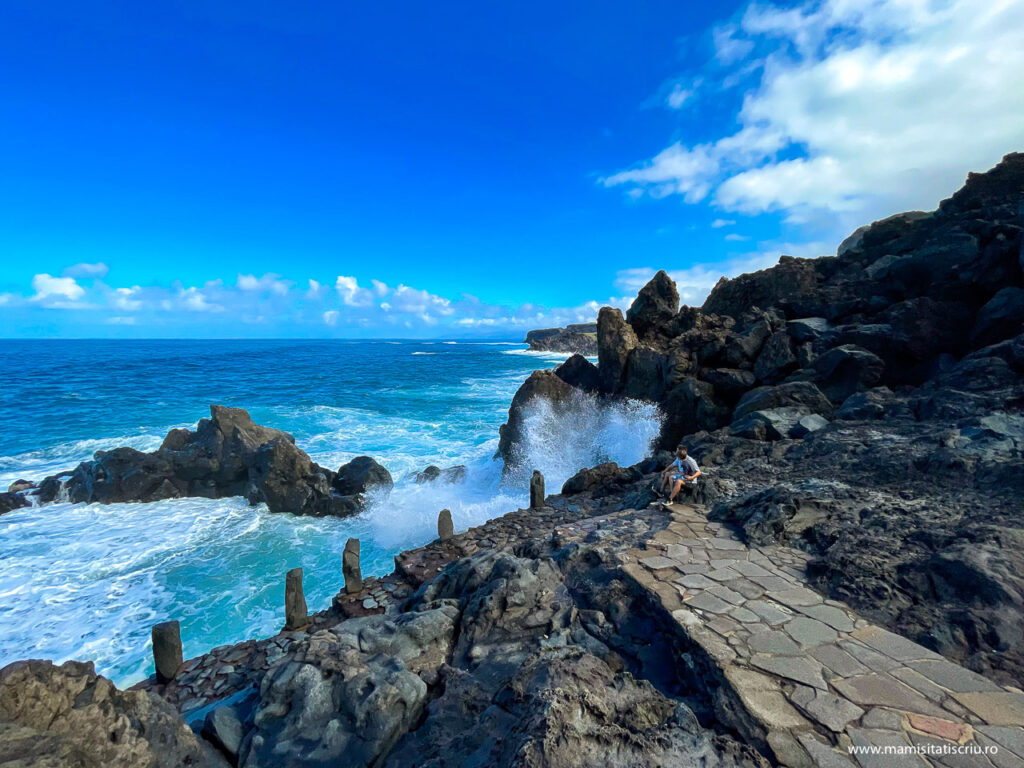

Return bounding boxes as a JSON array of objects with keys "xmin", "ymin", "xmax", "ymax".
[
  {"xmin": 343, "ymin": 537, "xmax": 362, "ymax": 594},
  {"xmin": 530, "ymin": 469, "xmax": 545, "ymax": 509},
  {"xmin": 437, "ymin": 508, "xmax": 454, "ymax": 541},
  {"xmin": 152, "ymin": 620, "xmax": 183, "ymax": 684},
  {"xmin": 284, "ymin": 567, "xmax": 309, "ymax": 630}
]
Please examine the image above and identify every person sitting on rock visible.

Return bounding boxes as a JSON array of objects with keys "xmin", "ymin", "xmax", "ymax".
[{"xmin": 659, "ymin": 446, "xmax": 701, "ymax": 503}]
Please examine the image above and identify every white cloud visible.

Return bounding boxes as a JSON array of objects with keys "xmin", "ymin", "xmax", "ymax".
[
  {"xmin": 371, "ymin": 279, "xmax": 391, "ymax": 297},
  {"xmin": 32, "ymin": 274, "xmax": 85, "ymax": 302},
  {"xmin": 179, "ymin": 286, "xmax": 223, "ymax": 312},
  {"xmin": 323, "ymin": 310, "xmax": 339, "ymax": 326},
  {"xmin": 106, "ymin": 316, "xmax": 136, "ymax": 325},
  {"xmin": 724, "ymin": 233, "xmax": 749, "ymax": 241},
  {"xmin": 390, "ymin": 285, "xmax": 454, "ymax": 316},
  {"xmin": 63, "ymin": 262, "xmax": 109, "ymax": 279},
  {"xmin": 112, "ymin": 286, "xmax": 143, "ymax": 311},
  {"xmin": 711, "ymin": 218, "xmax": 736, "ymax": 228},
  {"xmin": 606, "ymin": 0, "xmax": 1024, "ymax": 236},
  {"xmin": 602, "ymin": 143, "xmax": 719, "ymax": 202},
  {"xmin": 666, "ymin": 84, "xmax": 694, "ymax": 109},
  {"xmin": 238, "ymin": 273, "xmax": 291, "ymax": 295},
  {"xmin": 335, "ymin": 276, "xmax": 374, "ymax": 307}
]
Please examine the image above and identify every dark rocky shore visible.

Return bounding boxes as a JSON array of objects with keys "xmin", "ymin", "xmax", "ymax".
[{"xmin": 2, "ymin": 154, "xmax": 1023, "ymax": 768}]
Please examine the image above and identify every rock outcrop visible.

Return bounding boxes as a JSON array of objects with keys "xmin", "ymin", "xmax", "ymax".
[
  {"xmin": 31, "ymin": 405, "xmax": 387, "ymax": 518},
  {"xmin": 499, "ymin": 152, "xmax": 1024, "ymax": 682},
  {"xmin": 0, "ymin": 659, "xmax": 226, "ymax": 767},
  {"xmin": 524, "ymin": 323, "xmax": 597, "ymax": 355}
]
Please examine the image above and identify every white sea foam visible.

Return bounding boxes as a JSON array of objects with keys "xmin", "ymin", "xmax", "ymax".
[
  {"xmin": 0, "ymin": 427, "xmax": 192, "ymax": 489},
  {"xmin": 411, "ymin": 351, "xmax": 436, "ymax": 355}
]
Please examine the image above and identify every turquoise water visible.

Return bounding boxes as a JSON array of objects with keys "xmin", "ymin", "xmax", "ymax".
[{"xmin": 0, "ymin": 340, "xmax": 661, "ymax": 685}]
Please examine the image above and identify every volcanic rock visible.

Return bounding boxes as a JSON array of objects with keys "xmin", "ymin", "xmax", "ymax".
[{"xmin": 0, "ymin": 659, "xmax": 225, "ymax": 767}]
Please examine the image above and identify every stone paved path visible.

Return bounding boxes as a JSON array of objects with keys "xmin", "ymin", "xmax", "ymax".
[{"xmin": 604, "ymin": 502, "xmax": 1024, "ymax": 768}]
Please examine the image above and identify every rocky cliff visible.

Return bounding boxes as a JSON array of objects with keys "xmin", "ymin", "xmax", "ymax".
[
  {"xmin": 524, "ymin": 323, "xmax": 598, "ymax": 355},
  {"xmin": 500, "ymin": 152, "xmax": 1024, "ymax": 684}
]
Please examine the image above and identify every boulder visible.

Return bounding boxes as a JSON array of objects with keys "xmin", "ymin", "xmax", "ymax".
[
  {"xmin": 734, "ymin": 382, "xmax": 834, "ymax": 421},
  {"xmin": 972, "ymin": 287, "xmax": 1024, "ymax": 348},
  {"xmin": 0, "ymin": 659, "xmax": 224, "ymax": 768},
  {"xmin": 702, "ymin": 368, "xmax": 756, "ymax": 404},
  {"xmin": 497, "ymin": 369, "xmax": 578, "ymax": 474},
  {"xmin": 626, "ymin": 270, "xmax": 679, "ymax": 339},
  {"xmin": 241, "ymin": 605, "xmax": 458, "ymax": 768},
  {"xmin": 554, "ymin": 353, "xmax": 600, "ymax": 392},
  {"xmin": 787, "ymin": 317, "xmax": 830, "ymax": 342},
  {"xmin": 659, "ymin": 378, "xmax": 731, "ymax": 450},
  {"xmin": 812, "ymin": 344, "xmax": 885, "ymax": 402},
  {"xmin": 333, "ymin": 456, "xmax": 393, "ymax": 495},
  {"xmin": 730, "ymin": 407, "xmax": 806, "ymax": 441},
  {"xmin": 34, "ymin": 405, "xmax": 362, "ymax": 518},
  {"xmin": 0, "ymin": 491, "xmax": 28, "ymax": 515},
  {"xmin": 702, "ymin": 255, "xmax": 821, "ymax": 319},
  {"xmin": 753, "ymin": 331, "xmax": 798, "ymax": 382},
  {"xmin": 790, "ymin": 413, "xmax": 830, "ymax": 439},
  {"xmin": 622, "ymin": 345, "xmax": 671, "ymax": 401},
  {"xmin": 413, "ymin": 464, "xmax": 467, "ymax": 484},
  {"xmin": 837, "ymin": 388, "xmax": 904, "ymax": 420},
  {"xmin": 562, "ymin": 462, "xmax": 628, "ymax": 495},
  {"xmin": 203, "ymin": 705, "xmax": 245, "ymax": 764},
  {"xmin": 597, "ymin": 307, "xmax": 638, "ymax": 393}
]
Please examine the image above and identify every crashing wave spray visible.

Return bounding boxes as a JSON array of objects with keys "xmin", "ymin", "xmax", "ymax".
[
  {"xmin": 365, "ymin": 391, "xmax": 662, "ymax": 551},
  {"xmin": 503, "ymin": 390, "xmax": 663, "ymax": 488}
]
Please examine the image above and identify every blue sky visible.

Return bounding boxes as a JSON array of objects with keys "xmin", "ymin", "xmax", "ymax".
[{"xmin": 2, "ymin": 0, "xmax": 1022, "ymax": 338}]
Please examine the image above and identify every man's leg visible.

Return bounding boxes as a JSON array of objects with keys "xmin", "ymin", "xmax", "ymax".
[{"xmin": 667, "ymin": 478, "xmax": 684, "ymax": 502}]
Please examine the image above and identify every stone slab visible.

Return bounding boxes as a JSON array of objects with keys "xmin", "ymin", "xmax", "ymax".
[
  {"xmin": 852, "ymin": 626, "xmax": 943, "ymax": 663},
  {"xmin": 747, "ymin": 600, "xmax": 793, "ymax": 626},
  {"xmin": 952, "ymin": 693, "xmax": 1024, "ymax": 726},
  {"xmin": 798, "ymin": 604, "xmax": 857, "ymax": 632},
  {"xmin": 751, "ymin": 653, "xmax": 828, "ymax": 690},
  {"xmin": 833, "ymin": 674, "xmax": 950, "ymax": 718},
  {"xmin": 906, "ymin": 660, "xmax": 1004, "ymax": 694},
  {"xmin": 749, "ymin": 630, "xmax": 803, "ymax": 656},
  {"xmin": 785, "ymin": 617, "xmax": 838, "ymax": 648},
  {"xmin": 687, "ymin": 592, "xmax": 734, "ymax": 614},
  {"xmin": 811, "ymin": 644, "xmax": 871, "ymax": 677}
]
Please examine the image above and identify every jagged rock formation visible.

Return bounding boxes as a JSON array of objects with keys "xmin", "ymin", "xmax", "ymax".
[
  {"xmin": 31, "ymin": 406, "xmax": 389, "ymax": 517},
  {"xmin": 501, "ymin": 153, "xmax": 1024, "ymax": 683},
  {"xmin": 524, "ymin": 323, "xmax": 598, "ymax": 354},
  {"xmin": 0, "ymin": 659, "xmax": 226, "ymax": 767}
]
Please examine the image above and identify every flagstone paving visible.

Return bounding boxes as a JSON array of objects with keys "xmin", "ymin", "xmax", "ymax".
[{"xmin": 561, "ymin": 502, "xmax": 1024, "ymax": 768}]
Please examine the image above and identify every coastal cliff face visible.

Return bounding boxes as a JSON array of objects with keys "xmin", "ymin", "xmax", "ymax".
[
  {"xmin": 524, "ymin": 323, "xmax": 598, "ymax": 355},
  {"xmin": 501, "ymin": 152, "xmax": 1024, "ymax": 683}
]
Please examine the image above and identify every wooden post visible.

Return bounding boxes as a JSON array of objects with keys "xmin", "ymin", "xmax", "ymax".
[
  {"xmin": 284, "ymin": 567, "xmax": 309, "ymax": 630},
  {"xmin": 343, "ymin": 537, "xmax": 362, "ymax": 594},
  {"xmin": 152, "ymin": 620, "xmax": 183, "ymax": 684}
]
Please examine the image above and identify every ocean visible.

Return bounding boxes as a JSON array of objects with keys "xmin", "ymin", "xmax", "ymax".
[{"xmin": 0, "ymin": 339, "xmax": 661, "ymax": 685}]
